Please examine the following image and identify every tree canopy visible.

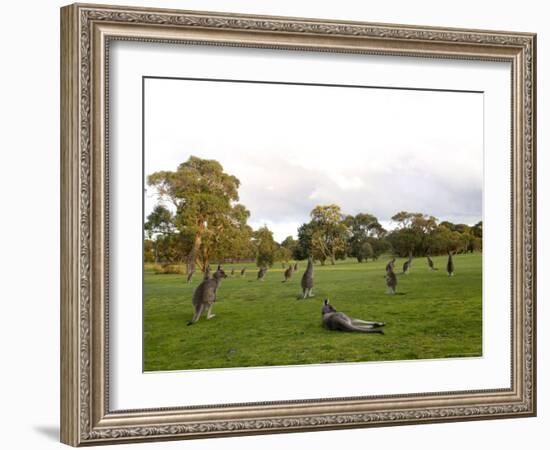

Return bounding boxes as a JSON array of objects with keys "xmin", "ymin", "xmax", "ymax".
[
  {"xmin": 147, "ymin": 156, "xmax": 250, "ymax": 271},
  {"xmin": 145, "ymin": 158, "xmax": 482, "ymax": 266}
]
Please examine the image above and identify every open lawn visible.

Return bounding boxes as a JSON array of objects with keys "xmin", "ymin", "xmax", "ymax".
[{"xmin": 144, "ymin": 253, "xmax": 482, "ymax": 371}]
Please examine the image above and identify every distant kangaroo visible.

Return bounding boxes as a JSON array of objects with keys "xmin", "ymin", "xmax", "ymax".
[
  {"xmin": 257, "ymin": 267, "xmax": 267, "ymax": 281},
  {"xmin": 447, "ymin": 251, "xmax": 455, "ymax": 276},
  {"xmin": 282, "ymin": 264, "xmax": 294, "ymax": 282},
  {"xmin": 186, "ymin": 269, "xmax": 195, "ymax": 284},
  {"xmin": 321, "ymin": 299, "xmax": 385, "ymax": 333},
  {"xmin": 294, "ymin": 262, "xmax": 298, "ymax": 271},
  {"xmin": 231, "ymin": 268, "xmax": 235, "ymax": 276},
  {"xmin": 427, "ymin": 255, "xmax": 437, "ymax": 271},
  {"xmin": 299, "ymin": 256, "xmax": 314, "ymax": 299},
  {"xmin": 187, "ymin": 265, "xmax": 227, "ymax": 325},
  {"xmin": 402, "ymin": 251, "xmax": 413, "ymax": 274},
  {"xmin": 386, "ymin": 266, "xmax": 397, "ymax": 294},
  {"xmin": 240, "ymin": 267, "xmax": 246, "ymax": 277}
]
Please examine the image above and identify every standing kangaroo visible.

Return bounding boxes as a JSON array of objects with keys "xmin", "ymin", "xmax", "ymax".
[
  {"xmin": 321, "ymin": 299, "xmax": 385, "ymax": 333},
  {"xmin": 240, "ymin": 267, "xmax": 246, "ymax": 277},
  {"xmin": 427, "ymin": 255, "xmax": 437, "ymax": 271},
  {"xmin": 385, "ymin": 266, "xmax": 397, "ymax": 294},
  {"xmin": 402, "ymin": 251, "xmax": 413, "ymax": 274},
  {"xmin": 447, "ymin": 251, "xmax": 455, "ymax": 276},
  {"xmin": 282, "ymin": 264, "xmax": 294, "ymax": 282},
  {"xmin": 187, "ymin": 265, "xmax": 227, "ymax": 325},
  {"xmin": 186, "ymin": 269, "xmax": 195, "ymax": 284},
  {"xmin": 299, "ymin": 256, "xmax": 314, "ymax": 299},
  {"xmin": 257, "ymin": 267, "xmax": 267, "ymax": 281},
  {"xmin": 385, "ymin": 257, "xmax": 396, "ymax": 273}
]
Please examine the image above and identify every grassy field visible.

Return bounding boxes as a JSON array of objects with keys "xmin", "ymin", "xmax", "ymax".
[{"xmin": 144, "ymin": 253, "xmax": 482, "ymax": 371}]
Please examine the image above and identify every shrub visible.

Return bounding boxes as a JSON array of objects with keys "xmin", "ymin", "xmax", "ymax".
[{"xmin": 153, "ymin": 263, "xmax": 183, "ymax": 274}]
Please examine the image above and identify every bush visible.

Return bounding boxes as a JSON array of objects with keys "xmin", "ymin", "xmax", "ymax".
[{"xmin": 153, "ymin": 263, "xmax": 183, "ymax": 274}]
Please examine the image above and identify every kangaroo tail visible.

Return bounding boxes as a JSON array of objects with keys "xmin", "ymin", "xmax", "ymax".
[{"xmin": 347, "ymin": 324, "xmax": 384, "ymax": 334}]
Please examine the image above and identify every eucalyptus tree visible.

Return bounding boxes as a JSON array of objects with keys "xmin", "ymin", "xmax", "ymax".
[{"xmin": 147, "ymin": 156, "xmax": 250, "ymax": 275}]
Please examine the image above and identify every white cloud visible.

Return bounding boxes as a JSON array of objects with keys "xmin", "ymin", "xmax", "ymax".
[{"xmin": 144, "ymin": 78, "xmax": 483, "ymax": 242}]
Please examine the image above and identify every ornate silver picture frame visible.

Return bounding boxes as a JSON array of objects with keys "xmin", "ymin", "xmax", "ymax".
[{"xmin": 61, "ymin": 3, "xmax": 536, "ymax": 446}]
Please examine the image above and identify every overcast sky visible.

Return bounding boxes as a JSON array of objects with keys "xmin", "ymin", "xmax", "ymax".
[{"xmin": 144, "ymin": 78, "xmax": 483, "ymax": 242}]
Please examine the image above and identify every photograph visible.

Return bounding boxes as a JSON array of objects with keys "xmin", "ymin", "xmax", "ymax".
[
  {"xmin": 142, "ymin": 76, "xmax": 484, "ymax": 372},
  {"xmin": 57, "ymin": 2, "xmax": 536, "ymax": 446}
]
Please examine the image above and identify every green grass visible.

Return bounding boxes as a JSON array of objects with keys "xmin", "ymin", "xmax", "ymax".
[{"xmin": 144, "ymin": 253, "xmax": 482, "ymax": 371}]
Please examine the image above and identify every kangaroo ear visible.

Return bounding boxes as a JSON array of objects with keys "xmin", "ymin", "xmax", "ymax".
[
  {"xmin": 324, "ymin": 299, "xmax": 329, "ymax": 304},
  {"xmin": 217, "ymin": 265, "xmax": 221, "ymax": 270}
]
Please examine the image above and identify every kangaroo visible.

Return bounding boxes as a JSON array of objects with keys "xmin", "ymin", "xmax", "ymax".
[
  {"xmin": 257, "ymin": 267, "xmax": 267, "ymax": 281},
  {"xmin": 282, "ymin": 264, "xmax": 294, "ymax": 282},
  {"xmin": 299, "ymin": 256, "xmax": 314, "ymax": 299},
  {"xmin": 402, "ymin": 251, "xmax": 413, "ymax": 274},
  {"xmin": 426, "ymin": 255, "xmax": 437, "ymax": 271},
  {"xmin": 187, "ymin": 265, "xmax": 227, "ymax": 325},
  {"xmin": 385, "ymin": 257, "xmax": 396, "ymax": 273},
  {"xmin": 186, "ymin": 269, "xmax": 195, "ymax": 284},
  {"xmin": 231, "ymin": 268, "xmax": 235, "ymax": 277},
  {"xmin": 321, "ymin": 299, "xmax": 384, "ymax": 333},
  {"xmin": 294, "ymin": 262, "xmax": 298, "ymax": 272},
  {"xmin": 447, "ymin": 251, "xmax": 455, "ymax": 276},
  {"xmin": 386, "ymin": 266, "xmax": 397, "ymax": 294},
  {"xmin": 240, "ymin": 267, "xmax": 246, "ymax": 277}
]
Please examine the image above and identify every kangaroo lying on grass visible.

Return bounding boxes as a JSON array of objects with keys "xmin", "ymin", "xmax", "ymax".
[
  {"xmin": 187, "ymin": 265, "xmax": 227, "ymax": 325},
  {"xmin": 321, "ymin": 299, "xmax": 385, "ymax": 333}
]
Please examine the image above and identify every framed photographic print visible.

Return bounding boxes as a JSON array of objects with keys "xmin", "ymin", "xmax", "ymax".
[{"xmin": 60, "ymin": 3, "xmax": 537, "ymax": 446}]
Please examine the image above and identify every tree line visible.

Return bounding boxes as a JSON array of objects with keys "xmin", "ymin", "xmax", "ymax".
[{"xmin": 144, "ymin": 156, "xmax": 482, "ymax": 271}]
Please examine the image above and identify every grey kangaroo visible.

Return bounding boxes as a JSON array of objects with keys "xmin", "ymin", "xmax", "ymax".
[
  {"xmin": 447, "ymin": 251, "xmax": 455, "ymax": 276},
  {"xmin": 386, "ymin": 266, "xmax": 397, "ymax": 294},
  {"xmin": 240, "ymin": 267, "xmax": 246, "ymax": 277},
  {"xmin": 427, "ymin": 255, "xmax": 437, "ymax": 271},
  {"xmin": 257, "ymin": 267, "xmax": 267, "ymax": 281},
  {"xmin": 187, "ymin": 265, "xmax": 227, "ymax": 325},
  {"xmin": 186, "ymin": 269, "xmax": 195, "ymax": 284},
  {"xmin": 321, "ymin": 299, "xmax": 385, "ymax": 333},
  {"xmin": 402, "ymin": 251, "xmax": 413, "ymax": 274},
  {"xmin": 282, "ymin": 264, "xmax": 294, "ymax": 282},
  {"xmin": 299, "ymin": 256, "xmax": 314, "ymax": 299},
  {"xmin": 385, "ymin": 257, "xmax": 396, "ymax": 273}
]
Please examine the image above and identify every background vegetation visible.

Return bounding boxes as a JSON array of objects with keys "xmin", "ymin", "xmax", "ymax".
[{"xmin": 145, "ymin": 156, "xmax": 483, "ymax": 273}]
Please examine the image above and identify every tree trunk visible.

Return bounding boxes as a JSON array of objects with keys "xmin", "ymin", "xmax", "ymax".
[{"xmin": 186, "ymin": 233, "xmax": 201, "ymax": 275}]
